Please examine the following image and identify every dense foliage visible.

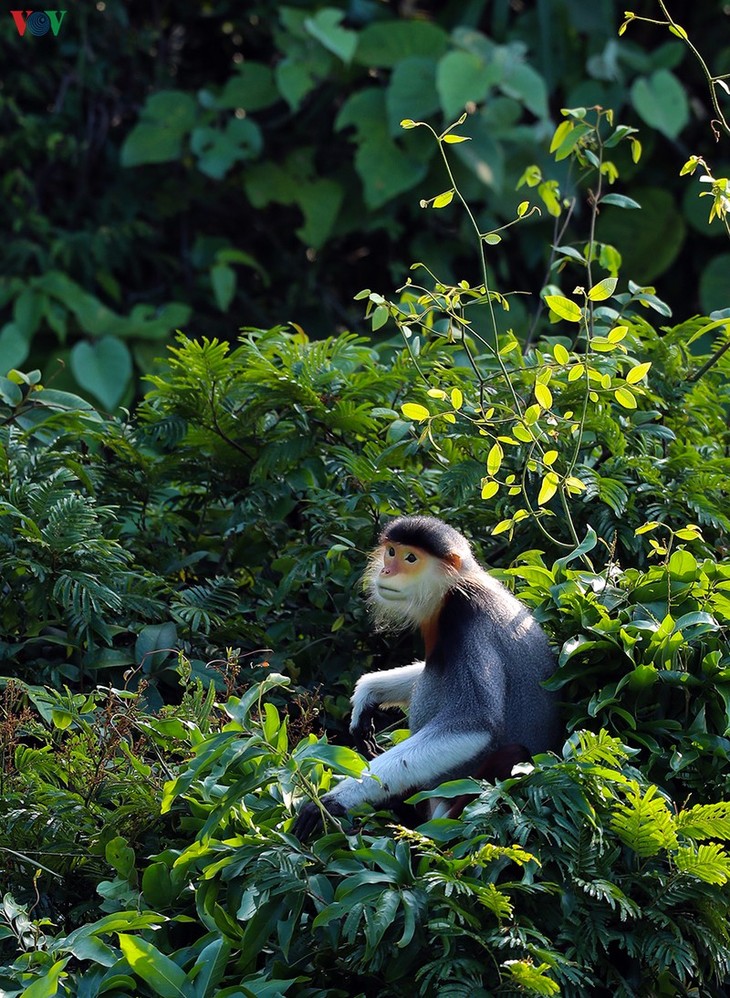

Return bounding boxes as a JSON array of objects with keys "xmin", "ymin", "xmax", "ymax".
[
  {"xmin": 1, "ymin": 304, "xmax": 729, "ymax": 994},
  {"xmin": 1, "ymin": 1, "xmax": 729, "ymax": 406},
  {"xmin": 2, "ymin": 1, "xmax": 730, "ymax": 995}
]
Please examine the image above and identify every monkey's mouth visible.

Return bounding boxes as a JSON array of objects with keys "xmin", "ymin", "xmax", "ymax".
[{"xmin": 376, "ymin": 583, "xmax": 407, "ymax": 601}]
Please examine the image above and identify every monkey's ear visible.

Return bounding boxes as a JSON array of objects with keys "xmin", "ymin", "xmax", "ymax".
[{"xmin": 444, "ymin": 552, "xmax": 462, "ymax": 571}]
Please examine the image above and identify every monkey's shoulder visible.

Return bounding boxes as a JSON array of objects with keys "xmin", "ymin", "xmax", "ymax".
[{"xmin": 435, "ymin": 580, "xmax": 553, "ymax": 663}]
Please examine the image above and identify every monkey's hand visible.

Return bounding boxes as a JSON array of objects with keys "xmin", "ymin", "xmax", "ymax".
[
  {"xmin": 291, "ymin": 796, "xmax": 348, "ymax": 840},
  {"xmin": 350, "ymin": 709, "xmax": 380, "ymax": 760}
]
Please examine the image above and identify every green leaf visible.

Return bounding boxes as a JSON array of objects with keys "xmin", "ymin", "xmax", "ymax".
[
  {"xmin": 545, "ymin": 295, "xmax": 582, "ymax": 322},
  {"xmin": 70, "ymin": 336, "xmax": 133, "ymax": 409},
  {"xmin": 401, "ymin": 402, "xmax": 430, "ymax": 421},
  {"xmin": 118, "ymin": 935, "xmax": 188, "ymax": 998},
  {"xmin": 587, "ymin": 277, "xmax": 618, "ymax": 301},
  {"xmin": 599, "ymin": 187, "xmax": 684, "ymax": 284},
  {"xmin": 355, "ymin": 20, "xmax": 449, "ymax": 69},
  {"xmin": 675, "ymin": 843, "xmax": 730, "ymax": 884},
  {"xmin": 600, "ymin": 193, "xmax": 642, "ymax": 210},
  {"xmin": 487, "ymin": 442, "xmax": 503, "ymax": 476},
  {"xmin": 553, "ymin": 342, "xmax": 570, "ymax": 365},
  {"xmin": 626, "ymin": 361, "xmax": 651, "ymax": 384},
  {"xmin": 217, "ymin": 62, "xmax": 279, "ymax": 110},
  {"xmin": 431, "ymin": 189, "xmax": 455, "ymax": 208},
  {"xmin": 304, "ymin": 8, "xmax": 358, "ymax": 64},
  {"xmin": 386, "ymin": 57, "xmax": 440, "ymax": 135},
  {"xmin": 121, "ymin": 91, "xmax": 197, "ymax": 167},
  {"xmin": 537, "ymin": 471, "xmax": 559, "ymax": 506},
  {"xmin": 0, "ymin": 376, "xmax": 23, "ymax": 407},
  {"xmin": 700, "ymin": 254, "xmax": 730, "ymax": 314},
  {"xmin": 191, "ymin": 118, "xmax": 262, "ymax": 179},
  {"xmin": 0, "ymin": 323, "xmax": 30, "ymax": 370},
  {"xmin": 631, "ymin": 69, "xmax": 689, "ymax": 139},
  {"xmin": 500, "ymin": 60, "xmax": 549, "ymax": 119},
  {"xmin": 504, "ymin": 960, "xmax": 559, "ymax": 996},
  {"xmin": 211, "ymin": 264, "xmax": 236, "ymax": 312},
  {"xmin": 611, "ymin": 784, "xmax": 678, "ymax": 857},
  {"xmin": 371, "ymin": 304, "xmax": 389, "ymax": 330},
  {"xmin": 481, "ymin": 480, "xmax": 499, "ymax": 500},
  {"xmin": 534, "ymin": 382, "xmax": 553, "ymax": 408},
  {"xmin": 21, "ymin": 959, "xmax": 70, "ymax": 998},
  {"xmin": 614, "ymin": 386, "xmax": 637, "ymax": 409},
  {"xmin": 676, "ymin": 802, "xmax": 730, "ymax": 842},
  {"xmin": 336, "ymin": 91, "xmax": 428, "ymax": 208},
  {"xmin": 435, "ymin": 50, "xmax": 501, "ymax": 119}
]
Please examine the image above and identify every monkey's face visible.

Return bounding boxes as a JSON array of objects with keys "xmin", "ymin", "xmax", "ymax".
[{"xmin": 365, "ymin": 541, "xmax": 455, "ymax": 630}]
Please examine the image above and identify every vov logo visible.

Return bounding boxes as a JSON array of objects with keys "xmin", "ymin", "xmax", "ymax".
[{"xmin": 10, "ymin": 10, "xmax": 67, "ymax": 37}]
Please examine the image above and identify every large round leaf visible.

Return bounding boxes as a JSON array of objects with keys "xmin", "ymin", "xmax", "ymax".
[
  {"xmin": 598, "ymin": 187, "xmax": 685, "ymax": 283},
  {"xmin": 70, "ymin": 336, "xmax": 133, "ymax": 409}
]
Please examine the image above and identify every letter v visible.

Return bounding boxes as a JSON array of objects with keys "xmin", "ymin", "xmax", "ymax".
[
  {"xmin": 47, "ymin": 10, "xmax": 67, "ymax": 35},
  {"xmin": 10, "ymin": 11, "xmax": 31, "ymax": 36}
]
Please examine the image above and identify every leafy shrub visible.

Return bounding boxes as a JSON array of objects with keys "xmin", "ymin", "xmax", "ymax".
[{"xmin": 2, "ymin": 558, "xmax": 730, "ymax": 998}]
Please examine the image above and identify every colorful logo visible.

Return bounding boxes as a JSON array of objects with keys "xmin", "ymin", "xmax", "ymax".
[{"xmin": 10, "ymin": 10, "xmax": 67, "ymax": 37}]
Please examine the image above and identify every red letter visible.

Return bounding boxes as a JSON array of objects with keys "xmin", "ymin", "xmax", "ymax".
[{"xmin": 10, "ymin": 11, "xmax": 31, "ymax": 36}]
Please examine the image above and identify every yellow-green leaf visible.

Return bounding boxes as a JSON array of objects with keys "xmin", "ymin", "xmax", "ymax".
[
  {"xmin": 451, "ymin": 387, "xmax": 463, "ymax": 409},
  {"xmin": 608, "ymin": 325, "xmax": 629, "ymax": 343},
  {"xmin": 543, "ymin": 449, "xmax": 558, "ymax": 466},
  {"xmin": 487, "ymin": 442, "xmax": 503, "ymax": 476},
  {"xmin": 401, "ymin": 402, "xmax": 430, "ymax": 421},
  {"xmin": 626, "ymin": 361, "xmax": 651, "ymax": 384},
  {"xmin": 427, "ymin": 387, "xmax": 447, "ymax": 399},
  {"xmin": 371, "ymin": 304, "xmax": 389, "ymax": 330},
  {"xmin": 400, "ymin": 118, "xmax": 417, "ymax": 129},
  {"xmin": 566, "ymin": 476, "xmax": 586, "ymax": 493},
  {"xmin": 591, "ymin": 337, "xmax": 616, "ymax": 352},
  {"xmin": 545, "ymin": 294, "xmax": 582, "ymax": 323},
  {"xmin": 553, "ymin": 342, "xmax": 570, "ymax": 365},
  {"xmin": 481, "ymin": 480, "xmax": 499, "ymax": 500},
  {"xmin": 614, "ymin": 387, "xmax": 637, "ymax": 409},
  {"xmin": 517, "ymin": 200, "xmax": 529, "ymax": 217},
  {"xmin": 635, "ymin": 521, "xmax": 661, "ymax": 535},
  {"xmin": 568, "ymin": 364, "xmax": 584, "ymax": 382},
  {"xmin": 675, "ymin": 527, "xmax": 702, "ymax": 540},
  {"xmin": 442, "ymin": 133, "xmax": 470, "ymax": 143},
  {"xmin": 587, "ymin": 276, "xmax": 618, "ymax": 301},
  {"xmin": 524, "ymin": 404, "xmax": 541, "ymax": 425},
  {"xmin": 513, "ymin": 423, "xmax": 533, "ymax": 443},
  {"xmin": 535, "ymin": 383, "xmax": 553, "ymax": 409},
  {"xmin": 537, "ymin": 472, "xmax": 559, "ymax": 506},
  {"xmin": 492, "ymin": 518, "xmax": 514, "ymax": 536},
  {"xmin": 550, "ymin": 120, "xmax": 573, "ymax": 153},
  {"xmin": 432, "ymin": 189, "xmax": 455, "ymax": 209},
  {"xmin": 442, "ymin": 412, "xmax": 456, "ymax": 424}
]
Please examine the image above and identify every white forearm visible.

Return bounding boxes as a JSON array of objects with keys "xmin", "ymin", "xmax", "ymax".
[
  {"xmin": 329, "ymin": 726, "xmax": 492, "ymax": 809},
  {"xmin": 349, "ymin": 661, "xmax": 425, "ymax": 730}
]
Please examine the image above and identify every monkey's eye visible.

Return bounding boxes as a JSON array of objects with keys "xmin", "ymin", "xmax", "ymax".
[
  {"xmin": 387, "ymin": 546, "xmax": 396, "ymax": 557},
  {"xmin": 404, "ymin": 552, "xmax": 418, "ymax": 564}
]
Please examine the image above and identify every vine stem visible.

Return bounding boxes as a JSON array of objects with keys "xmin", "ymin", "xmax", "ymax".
[{"xmin": 430, "ymin": 125, "xmax": 526, "ymax": 422}]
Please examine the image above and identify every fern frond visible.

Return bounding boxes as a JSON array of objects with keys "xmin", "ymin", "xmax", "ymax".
[
  {"xmin": 674, "ymin": 843, "xmax": 730, "ymax": 885},
  {"xmin": 676, "ymin": 801, "xmax": 730, "ymax": 842},
  {"xmin": 611, "ymin": 785, "xmax": 678, "ymax": 857}
]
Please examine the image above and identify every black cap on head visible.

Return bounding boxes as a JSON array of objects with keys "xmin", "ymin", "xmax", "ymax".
[{"xmin": 380, "ymin": 515, "xmax": 473, "ymax": 562}]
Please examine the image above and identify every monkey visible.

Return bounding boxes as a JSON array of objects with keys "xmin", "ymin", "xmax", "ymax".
[{"xmin": 292, "ymin": 515, "xmax": 560, "ymax": 839}]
